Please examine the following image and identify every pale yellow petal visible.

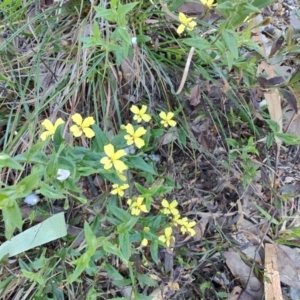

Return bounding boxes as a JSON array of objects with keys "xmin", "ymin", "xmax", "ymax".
[
  {"xmin": 104, "ymin": 144, "xmax": 114, "ymax": 157},
  {"xmin": 178, "ymin": 12, "xmax": 188, "ymax": 25},
  {"xmin": 161, "ymin": 199, "xmax": 169, "ymax": 208},
  {"xmin": 54, "ymin": 118, "xmax": 65, "ymax": 130},
  {"xmin": 83, "ymin": 128, "xmax": 95, "ymax": 138},
  {"xmin": 113, "ymin": 149, "xmax": 127, "ymax": 160},
  {"xmin": 135, "ymin": 127, "xmax": 147, "ymax": 137},
  {"xmin": 100, "ymin": 157, "xmax": 112, "ymax": 169},
  {"xmin": 168, "ymin": 120, "xmax": 177, "ymax": 127},
  {"xmin": 40, "ymin": 131, "xmax": 51, "ymax": 141},
  {"xmin": 70, "ymin": 125, "xmax": 82, "ymax": 137},
  {"xmin": 159, "ymin": 111, "xmax": 167, "ymax": 120},
  {"xmin": 113, "ymin": 160, "xmax": 128, "ymax": 172},
  {"xmin": 135, "ymin": 138, "xmax": 145, "ymax": 149},
  {"xmin": 140, "ymin": 105, "xmax": 147, "ymax": 114},
  {"xmin": 125, "ymin": 123, "xmax": 134, "ymax": 135},
  {"xmin": 130, "ymin": 105, "xmax": 140, "ymax": 114},
  {"xmin": 165, "ymin": 227, "xmax": 172, "ymax": 237},
  {"xmin": 72, "ymin": 113, "xmax": 83, "ymax": 126},
  {"xmin": 82, "ymin": 117, "xmax": 95, "ymax": 128},
  {"xmin": 41, "ymin": 119, "xmax": 55, "ymax": 132},
  {"xmin": 142, "ymin": 114, "xmax": 151, "ymax": 122}
]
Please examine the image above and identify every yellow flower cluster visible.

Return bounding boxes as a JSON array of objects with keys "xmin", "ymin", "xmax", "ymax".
[
  {"xmin": 40, "ymin": 113, "xmax": 95, "ymax": 141},
  {"xmin": 158, "ymin": 199, "xmax": 197, "ymax": 248}
]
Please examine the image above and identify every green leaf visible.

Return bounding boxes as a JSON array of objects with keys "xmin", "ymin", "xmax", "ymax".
[
  {"xmin": 117, "ymin": 217, "xmax": 139, "ymax": 234},
  {"xmin": 84, "ymin": 222, "xmax": 97, "ymax": 250},
  {"xmin": 253, "ymin": 203, "xmax": 278, "ymax": 225},
  {"xmin": 127, "ymin": 156, "xmax": 156, "ymax": 175},
  {"xmin": 275, "ymin": 133, "xmax": 300, "ymax": 145},
  {"xmin": 134, "ymin": 182, "xmax": 150, "ymax": 195},
  {"xmin": 137, "ymin": 273, "xmax": 158, "ymax": 287},
  {"xmin": 37, "ymin": 183, "xmax": 66, "ymax": 199},
  {"xmin": 92, "ymin": 125, "xmax": 110, "ymax": 152},
  {"xmin": 0, "ymin": 153, "xmax": 23, "ymax": 170},
  {"xmin": 15, "ymin": 172, "xmax": 41, "ymax": 198},
  {"xmin": 103, "ymin": 241, "xmax": 127, "ymax": 264},
  {"xmin": 118, "ymin": 232, "xmax": 131, "ymax": 261},
  {"xmin": 251, "ymin": 0, "xmax": 276, "ymax": 9},
  {"xmin": 2, "ymin": 200, "xmax": 23, "ymax": 239},
  {"xmin": 108, "ymin": 201, "xmax": 131, "ymax": 222},
  {"xmin": 181, "ymin": 38, "xmax": 211, "ymax": 51},
  {"xmin": 221, "ymin": 29, "xmax": 239, "ymax": 59},
  {"xmin": 0, "ymin": 212, "xmax": 67, "ymax": 259},
  {"xmin": 117, "ymin": 2, "xmax": 138, "ymax": 17},
  {"xmin": 94, "ymin": 7, "xmax": 117, "ymax": 22},
  {"xmin": 150, "ymin": 240, "xmax": 159, "ymax": 264},
  {"xmin": 103, "ymin": 264, "xmax": 124, "ymax": 280}
]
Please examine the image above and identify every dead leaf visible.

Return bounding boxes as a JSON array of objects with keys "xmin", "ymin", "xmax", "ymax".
[
  {"xmin": 224, "ymin": 248, "xmax": 264, "ymax": 300},
  {"xmin": 269, "ymin": 36, "xmax": 284, "ymax": 57},
  {"xmin": 229, "ymin": 286, "xmax": 255, "ymax": 300},
  {"xmin": 189, "ymin": 84, "xmax": 201, "ymax": 106},
  {"xmin": 257, "ymin": 76, "xmax": 284, "ymax": 88},
  {"xmin": 276, "ymin": 244, "xmax": 300, "ymax": 289}
]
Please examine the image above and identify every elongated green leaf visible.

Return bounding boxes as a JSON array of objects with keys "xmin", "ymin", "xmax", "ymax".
[
  {"xmin": 0, "ymin": 212, "xmax": 67, "ymax": 259},
  {"xmin": 92, "ymin": 125, "xmax": 110, "ymax": 152},
  {"xmin": 118, "ymin": 232, "xmax": 131, "ymax": 261},
  {"xmin": 275, "ymin": 133, "xmax": 300, "ymax": 145},
  {"xmin": 103, "ymin": 241, "xmax": 127, "ymax": 264},
  {"xmin": 94, "ymin": 7, "xmax": 117, "ymax": 22},
  {"xmin": 117, "ymin": 2, "xmax": 138, "ymax": 17},
  {"xmin": 0, "ymin": 153, "xmax": 23, "ymax": 170},
  {"xmin": 182, "ymin": 38, "xmax": 211, "ymax": 51},
  {"xmin": 15, "ymin": 172, "xmax": 41, "ymax": 198},
  {"xmin": 222, "ymin": 30, "xmax": 238, "ymax": 59},
  {"xmin": 2, "ymin": 199, "xmax": 22, "ymax": 239},
  {"xmin": 37, "ymin": 183, "xmax": 66, "ymax": 199},
  {"xmin": 127, "ymin": 156, "xmax": 156, "ymax": 175},
  {"xmin": 117, "ymin": 217, "xmax": 139, "ymax": 234}
]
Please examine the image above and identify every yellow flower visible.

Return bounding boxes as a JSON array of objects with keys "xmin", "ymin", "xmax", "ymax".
[
  {"xmin": 110, "ymin": 183, "xmax": 129, "ymax": 197},
  {"xmin": 127, "ymin": 197, "xmax": 149, "ymax": 216},
  {"xmin": 117, "ymin": 171, "xmax": 127, "ymax": 182},
  {"xmin": 159, "ymin": 112, "xmax": 177, "ymax": 127},
  {"xmin": 141, "ymin": 227, "xmax": 150, "ymax": 247},
  {"xmin": 161, "ymin": 199, "xmax": 179, "ymax": 216},
  {"xmin": 177, "ymin": 12, "xmax": 197, "ymax": 35},
  {"xmin": 124, "ymin": 124, "xmax": 147, "ymax": 149},
  {"xmin": 200, "ymin": 0, "xmax": 216, "ymax": 9},
  {"xmin": 178, "ymin": 217, "xmax": 196, "ymax": 236},
  {"xmin": 100, "ymin": 144, "xmax": 128, "ymax": 173},
  {"xmin": 159, "ymin": 227, "xmax": 175, "ymax": 248},
  {"xmin": 172, "ymin": 213, "xmax": 183, "ymax": 227},
  {"xmin": 141, "ymin": 238, "xmax": 148, "ymax": 247},
  {"xmin": 40, "ymin": 118, "xmax": 65, "ymax": 141},
  {"xmin": 70, "ymin": 113, "xmax": 95, "ymax": 138},
  {"xmin": 130, "ymin": 105, "xmax": 151, "ymax": 123}
]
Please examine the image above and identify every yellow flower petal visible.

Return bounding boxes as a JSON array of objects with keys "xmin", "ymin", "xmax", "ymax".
[
  {"xmin": 135, "ymin": 138, "xmax": 145, "ymax": 149},
  {"xmin": 83, "ymin": 127, "xmax": 95, "ymax": 138},
  {"xmin": 141, "ymin": 238, "xmax": 148, "ymax": 246},
  {"xmin": 135, "ymin": 127, "xmax": 147, "ymax": 137},
  {"xmin": 40, "ymin": 131, "xmax": 51, "ymax": 141},
  {"xmin": 165, "ymin": 227, "xmax": 172, "ymax": 237},
  {"xmin": 130, "ymin": 105, "xmax": 140, "ymax": 114},
  {"xmin": 100, "ymin": 157, "xmax": 112, "ymax": 170},
  {"xmin": 113, "ymin": 160, "xmax": 128, "ymax": 172},
  {"xmin": 70, "ymin": 125, "xmax": 82, "ymax": 137},
  {"xmin": 178, "ymin": 12, "xmax": 188, "ymax": 25},
  {"xmin": 54, "ymin": 118, "xmax": 65, "ymax": 129},
  {"xmin": 104, "ymin": 144, "xmax": 114, "ymax": 156},
  {"xmin": 113, "ymin": 149, "xmax": 127, "ymax": 160},
  {"xmin": 82, "ymin": 116, "xmax": 95, "ymax": 128},
  {"xmin": 125, "ymin": 123, "xmax": 134, "ymax": 135},
  {"xmin": 72, "ymin": 113, "xmax": 83, "ymax": 126},
  {"xmin": 41, "ymin": 119, "xmax": 55, "ymax": 132}
]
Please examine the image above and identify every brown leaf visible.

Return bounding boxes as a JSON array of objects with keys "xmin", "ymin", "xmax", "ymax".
[
  {"xmin": 269, "ymin": 36, "xmax": 284, "ymax": 57},
  {"xmin": 224, "ymin": 249, "xmax": 263, "ymax": 299},
  {"xmin": 257, "ymin": 76, "xmax": 284, "ymax": 88},
  {"xmin": 280, "ymin": 87, "xmax": 298, "ymax": 113},
  {"xmin": 189, "ymin": 84, "xmax": 201, "ymax": 106}
]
